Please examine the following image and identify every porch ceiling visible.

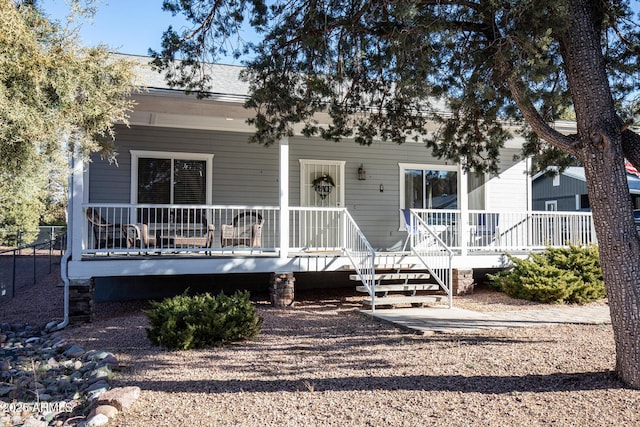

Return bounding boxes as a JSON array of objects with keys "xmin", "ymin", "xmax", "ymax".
[{"xmin": 126, "ymin": 89, "xmax": 572, "ymax": 144}]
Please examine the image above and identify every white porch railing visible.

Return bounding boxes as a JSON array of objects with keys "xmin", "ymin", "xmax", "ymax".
[
  {"xmin": 288, "ymin": 207, "xmax": 343, "ymax": 250},
  {"xmin": 406, "ymin": 210, "xmax": 453, "ymax": 308},
  {"xmin": 83, "ymin": 204, "xmax": 379, "ymax": 259},
  {"xmin": 83, "ymin": 204, "xmax": 280, "ymax": 255},
  {"xmin": 80, "ymin": 204, "xmax": 600, "ymax": 310},
  {"xmin": 411, "ymin": 209, "xmax": 597, "ymax": 253},
  {"xmin": 82, "ymin": 204, "xmax": 597, "ymax": 262}
]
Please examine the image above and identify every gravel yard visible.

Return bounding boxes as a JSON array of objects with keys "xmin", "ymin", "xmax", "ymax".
[{"xmin": 2, "ymin": 267, "xmax": 639, "ymax": 426}]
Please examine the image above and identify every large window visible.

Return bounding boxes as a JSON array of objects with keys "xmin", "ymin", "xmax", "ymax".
[
  {"xmin": 400, "ymin": 164, "xmax": 458, "ymax": 210},
  {"xmin": 131, "ymin": 151, "xmax": 213, "ymax": 205}
]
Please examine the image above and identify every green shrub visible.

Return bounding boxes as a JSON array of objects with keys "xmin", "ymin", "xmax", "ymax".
[
  {"xmin": 145, "ymin": 290, "xmax": 263, "ymax": 350},
  {"xmin": 489, "ymin": 245, "xmax": 605, "ymax": 304}
]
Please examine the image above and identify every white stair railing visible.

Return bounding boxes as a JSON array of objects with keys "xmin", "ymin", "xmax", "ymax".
[
  {"xmin": 408, "ymin": 209, "xmax": 454, "ymax": 308},
  {"xmin": 341, "ymin": 210, "xmax": 377, "ymax": 309}
]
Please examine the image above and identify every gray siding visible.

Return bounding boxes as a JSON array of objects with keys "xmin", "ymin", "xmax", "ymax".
[
  {"xmin": 89, "ymin": 125, "xmax": 528, "ymax": 250},
  {"xmin": 532, "ymin": 174, "xmax": 587, "ymax": 211},
  {"xmin": 89, "ymin": 125, "xmax": 279, "ymax": 205},
  {"xmin": 289, "ymin": 137, "xmax": 456, "ymax": 249}
]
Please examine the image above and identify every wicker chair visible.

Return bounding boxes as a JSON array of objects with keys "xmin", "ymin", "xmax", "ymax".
[
  {"xmin": 221, "ymin": 212, "xmax": 263, "ymax": 248},
  {"xmin": 121, "ymin": 223, "xmax": 157, "ymax": 249}
]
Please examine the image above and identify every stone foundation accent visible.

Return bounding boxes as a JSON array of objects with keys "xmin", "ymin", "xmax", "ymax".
[
  {"xmin": 270, "ymin": 273, "xmax": 295, "ymax": 308},
  {"xmin": 69, "ymin": 279, "xmax": 95, "ymax": 324},
  {"xmin": 452, "ymin": 269, "xmax": 474, "ymax": 295}
]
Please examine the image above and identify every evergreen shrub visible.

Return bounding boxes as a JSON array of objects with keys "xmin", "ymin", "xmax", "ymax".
[
  {"xmin": 145, "ymin": 290, "xmax": 263, "ymax": 350},
  {"xmin": 489, "ymin": 245, "xmax": 605, "ymax": 304}
]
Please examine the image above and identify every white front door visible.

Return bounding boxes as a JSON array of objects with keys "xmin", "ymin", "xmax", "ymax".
[{"xmin": 299, "ymin": 160, "xmax": 345, "ymax": 249}]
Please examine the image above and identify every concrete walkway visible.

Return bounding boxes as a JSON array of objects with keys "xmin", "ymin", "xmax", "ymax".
[{"xmin": 362, "ymin": 305, "xmax": 611, "ymax": 334}]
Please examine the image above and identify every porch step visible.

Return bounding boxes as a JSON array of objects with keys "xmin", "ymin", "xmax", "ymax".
[
  {"xmin": 349, "ymin": 258, "xmax": 444, "ymax": 309},
  {"xmin": 348, "ymin": 273, "xmax": 431, "ymax": 281},
  {"xmin": 356, "ymin": 284, "xmax": 440, "ymax": 293},
  {"xmin": 362, "ymin": 295, "xmax": 445, "ymax": 308},
  {"xmin": 373, "ymin": 264, "xmax": 420, "ymax": 270},
  {"xmin": 339, "ymin": 263, "xmax": 420, "ymax": 271}
]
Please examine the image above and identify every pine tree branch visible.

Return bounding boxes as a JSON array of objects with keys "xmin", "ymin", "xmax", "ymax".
[{"xmin": 506, "ymin": 74, "xmax": 579, "ymax": 154}]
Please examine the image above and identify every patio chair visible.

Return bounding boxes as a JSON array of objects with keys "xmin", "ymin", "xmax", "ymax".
[
  {"xmin": 121, "ymin": 223, "xmax": 157, "ymax": 249},
  {"xmin": 221, "ymin": 212, "xmax": 264, "ymax": 248},
  {"xmin": 400, "ymin": 209, "xmax": 447, "ymax": 251},
  {"xmin": 473, "ymin": 213, "xmax": 500, "ymax": 246},
  {"xmin": 86, "ymin": 208, "xmax": 123, "ymax": 249}
]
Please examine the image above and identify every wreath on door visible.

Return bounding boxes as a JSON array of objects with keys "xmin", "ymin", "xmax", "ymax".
[{"xmin": 312, "ymin": 174, "xmax": 335, "ymax": 199}]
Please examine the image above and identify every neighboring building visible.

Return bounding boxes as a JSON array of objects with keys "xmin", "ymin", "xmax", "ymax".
[{"xmin": 532, "ymin": 166, "xmax": 640, "ymax": 211}]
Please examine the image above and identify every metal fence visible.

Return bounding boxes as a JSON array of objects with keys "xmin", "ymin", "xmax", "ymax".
[
  {"xmin": 0, "ymin": 226, "xmax": 67, "ymax": 249},
  {"xmin": 0, "ymin": 227, "xmax": 66, "ymax": 299}
]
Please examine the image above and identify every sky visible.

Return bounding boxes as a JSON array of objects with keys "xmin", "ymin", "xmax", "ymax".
[
  {"xmin": 38, "ymin": 0, "xmax": 640, "ymax": 66},
  {"xmin": 39, "ymin": 0, "xmax": 250, "ymax": 65}
]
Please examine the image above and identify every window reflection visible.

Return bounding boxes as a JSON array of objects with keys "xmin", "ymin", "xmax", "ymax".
[
  {"xmin": 404, "ymin": 168, "xmax": 457, "ymax": 209},
  {"xmin": 138, "ymin": 157, "xmax": 206, "ymax": 205}
]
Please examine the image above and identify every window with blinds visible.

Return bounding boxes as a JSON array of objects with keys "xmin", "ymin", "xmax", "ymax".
[
  {"xmin": 131, "ymin": 150, "xmax": 213, "ymax": 207},
  {"xmin": 137, "ymin": 157, "xmax": 206, "ymax": 204}
]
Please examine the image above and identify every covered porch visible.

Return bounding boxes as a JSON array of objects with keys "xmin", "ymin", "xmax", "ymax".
[{"xmin": 71, "ymin": 203, "xmax": 597, "ymax": 308}]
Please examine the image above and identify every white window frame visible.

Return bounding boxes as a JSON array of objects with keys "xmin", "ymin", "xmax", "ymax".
[
  {"xmin": 545, "ymin": 200, "xmax": 558, "ymax": 211},
  {"xmin": 398, "ymin": 163, "xmax": 459, "ymax": 228},
  {"xmin": 130, "ymin": 150, "xmax": 214, "ymax": 205}
]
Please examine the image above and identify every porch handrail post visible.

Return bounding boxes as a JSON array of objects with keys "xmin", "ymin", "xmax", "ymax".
[
  {"xmin": 71, "ymin": 155, "xmax": 86, "ymax": 261},
  {"xmin": 279, "ymin": 137, "xmax": 290, "ymax": 259},
  {"xmin": 526, "ymin": 157, "xmax": 533, "ymax": 247},
  {"xmin": 341, "ymin": 208, "xmax": 346, "ymax": 248},
  {"xmin": 459, "ymin": 164, "xmax": 469, "ymax": 256}
]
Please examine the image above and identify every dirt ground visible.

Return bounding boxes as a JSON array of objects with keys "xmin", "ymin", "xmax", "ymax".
[{"xmin": 2, "ymin": 267, "xmax": 638, "ymax": 427}]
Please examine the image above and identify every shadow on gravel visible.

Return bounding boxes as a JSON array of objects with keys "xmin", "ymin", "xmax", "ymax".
[
  {"xmin": 113, "ymin": 370, "xmax": 623, "ymax": 394},
  {"xmin": 60, "ymin": 288, "xmax": 623, "ymax": 399}
]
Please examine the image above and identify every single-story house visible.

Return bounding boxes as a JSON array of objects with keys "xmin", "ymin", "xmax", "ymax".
[{"xmin": 60, "ymin": 54, "xmax": 597, "ymax": 322}]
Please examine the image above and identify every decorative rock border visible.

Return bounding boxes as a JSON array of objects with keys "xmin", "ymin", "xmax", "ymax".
[{"xmin": 0, "ymin": 323, "xmax": 139, "ymax": 426}]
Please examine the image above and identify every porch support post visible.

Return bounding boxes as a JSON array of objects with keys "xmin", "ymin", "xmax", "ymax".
[
  {"xmin": 71, "ymin": 155, "xmax": 86, "ymax": 261},
  {"xmin": 69, "ymin": 278, "xmax": 95, "ymax": 323},
  {"xmin": 459, "ymin": 164, "xmax": 469, "ymax": 257},
  {"xmin": 279, "ymin": 137, "xmax": 290, "ymax": 259},
  {"xmin": 526, "ymin": 157, "xmax": 533, "ymax": 212},
  {"xmin": 526, "ymin": 157, "xmax": 533, "ymax": 247}
]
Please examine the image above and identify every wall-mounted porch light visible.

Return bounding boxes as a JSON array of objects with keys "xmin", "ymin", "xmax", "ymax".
[{"xmin": 358, "ymin": 164, "xmax": 366, "ymax": 180}]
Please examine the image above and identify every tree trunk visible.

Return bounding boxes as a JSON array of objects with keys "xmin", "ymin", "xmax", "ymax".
[
  {"xmin": 555, "ymin": 0, "xmax": 640, "ymax": 388},
  {"xmin": 582, "ymin": 140, "xmax": 640, "ymax": 389}
]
